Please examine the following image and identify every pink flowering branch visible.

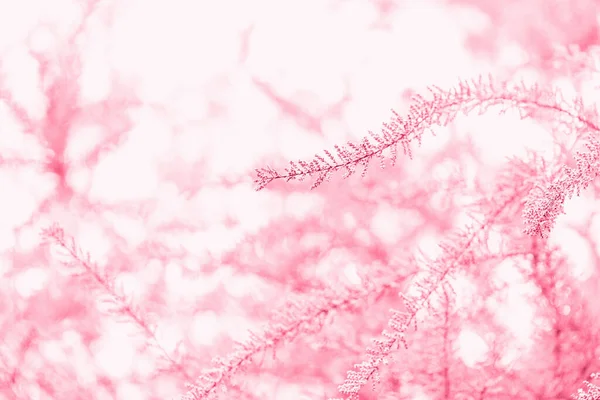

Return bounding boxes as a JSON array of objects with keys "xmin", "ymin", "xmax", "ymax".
[
  {"xmin": 333, "ymin": 157, "xmax": 539, "ymax": 399},
  {"xmin": 523, "ymin": 136, "xmax": 600, "ymax": 238},
  {"xmin": 573, "ymin": 373, "xmax": 600, "ymax": 400},
  {"xmin": 254, "ymin": 75, "xmax": 599, "ymax": 191},
  {"xmin": 40, "ymin": 223, "xmax": 191, "ymax": 380},
  {"xmin": 179, "ymin": 266, "xmax": 412, "ymax": 400},
  {"xmin": 333, "ymin": 232, "xmax": 484, "ymax": 399}
]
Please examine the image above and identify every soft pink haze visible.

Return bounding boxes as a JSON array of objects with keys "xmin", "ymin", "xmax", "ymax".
[{"xmin": 0, "ymin": 0, "xmax": 599, "ymax": 400}]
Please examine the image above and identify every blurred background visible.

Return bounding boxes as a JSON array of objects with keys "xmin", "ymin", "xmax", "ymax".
[{"xmin": 0, "ymin": 0, "xmax": 599, "ymax": 399}]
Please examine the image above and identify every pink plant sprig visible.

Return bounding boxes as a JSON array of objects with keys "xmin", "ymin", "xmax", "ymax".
[
  {"xmin": 40, "ymin": 223, "xmax": 191, "ymax": 380},
  {"xmin": 573, "ymin": 373, "xmax": 600, "ymax": 400},
  {"xmin": 179, "ymin": 266, "xmax": 412, "ymax": 400},
  {"xmin": 333, "ymin": 157, "xmax": 538, "ymax": 400},
  {"xmin": 523, "ymin": 135, "xmax": 600, "ymax": 238},
  {"xmin": 254, "ymin": 75, "xmax": 598, "ymax": 191},
  {"xmin": 334, "ymin": 229, "xmax": 484, "ymax": 399}
]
